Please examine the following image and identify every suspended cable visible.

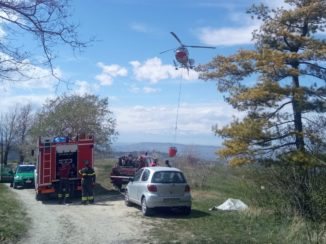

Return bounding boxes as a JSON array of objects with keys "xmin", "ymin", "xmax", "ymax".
[{"xmin": 174, "ymin": 78, "xmax": 183, "ymax": 143}]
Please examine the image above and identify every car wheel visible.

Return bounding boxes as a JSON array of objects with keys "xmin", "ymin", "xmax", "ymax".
[
  {"xmin": 114, "ymin": 183, "xmax": 122, "ymax": 191},
  {"xmin": 183, "ymin": 206, "xmax": 191, "ymax": 215},
  {"xmin": 141, "ymin": 197, "xmax": 152, "ymax": 216},
  {"xmin": 125, "ymin": 190, "xmax": 132, "ymax": 207}
]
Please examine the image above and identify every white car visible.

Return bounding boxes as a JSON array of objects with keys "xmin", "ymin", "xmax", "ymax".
[{"xmin": 125, "ymin": 167, "xmax": 192, "ymax": 216}]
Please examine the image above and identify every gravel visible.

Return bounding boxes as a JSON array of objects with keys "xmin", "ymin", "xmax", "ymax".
[{"xmin": 9, "ymin": 187, "xmax": 150, "ymax": 244}]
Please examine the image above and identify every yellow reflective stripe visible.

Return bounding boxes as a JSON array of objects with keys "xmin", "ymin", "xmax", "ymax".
[
  {"xmin": 88, "ymin": 196, "xmax": 94, "ymax": 200},
  {"xmin": 82, "ymin": 196, "xmax": 87, "ymax": 201}
]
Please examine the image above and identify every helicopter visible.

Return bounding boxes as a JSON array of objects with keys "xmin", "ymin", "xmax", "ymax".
[{"xmin": 160, "ymin": 32, "xmax": 215, "ymax": 71}]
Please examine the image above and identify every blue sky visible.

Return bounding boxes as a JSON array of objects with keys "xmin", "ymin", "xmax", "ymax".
[{"xmin": 1, "ymin": 0, "xmax": 285, "ymax": 146}]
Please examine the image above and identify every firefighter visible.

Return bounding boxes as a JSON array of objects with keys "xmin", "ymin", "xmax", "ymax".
[
  {"xmin": 165, "ymin": 160, "xmax": 171, "ymax": 167},
  {"xmin": 79, "ymin": 160, "xmax": 96, "ymax": 204},
  {"xmin": 57, "ymin": 160, "xmax": 71, "ymax": 204},
  {"xmin": 68, "ymin": 163, "xmax": 77, "ymax": 198}
]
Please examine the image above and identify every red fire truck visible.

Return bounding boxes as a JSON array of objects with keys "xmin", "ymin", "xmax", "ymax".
[
  {"xmin": 34, "ymin": 135, "xmax": 94, "ymax": 200},
  {"xmin": 110, "ymin": 154, "xmax": 156, "ymax": 190}
]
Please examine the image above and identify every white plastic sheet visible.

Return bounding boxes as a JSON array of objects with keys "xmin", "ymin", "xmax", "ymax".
[{"xmin": 209, "ymin": 198, "xmax": 248, "ymax": 211}]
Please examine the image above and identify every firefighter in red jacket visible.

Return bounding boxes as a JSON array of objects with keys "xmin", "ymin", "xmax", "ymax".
[
  {"xmin": 57, "ymin": 160, "xmax": 71, "ymax": 204},
  {"xmin": 79, "ymin": 160, "xmax": 96, "ymax": 204}
]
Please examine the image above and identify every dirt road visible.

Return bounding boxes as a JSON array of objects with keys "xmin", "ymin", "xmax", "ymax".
[{"xmin": 9, "ymin": 186, "xmax": 151, "ymax": 244}]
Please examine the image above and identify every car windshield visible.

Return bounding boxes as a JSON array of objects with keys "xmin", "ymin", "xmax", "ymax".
[
  {"xmin": 17, "ymin": 166, "xmax": 35, "ymax": 173},
  {"xmin": 151, "ymin": 171, "xmax": 186, "ymax": 184}
]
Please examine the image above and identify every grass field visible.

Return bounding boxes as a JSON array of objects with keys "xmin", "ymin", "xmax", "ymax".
[
  {"xmin": 93, "ymin": 157, "xmax": 319, "ymax": 243},
  {"xmin": 142, "ymin": 163, "xmax": 313, "ymax": 244},
  {"xmin": 0, "ymin": 184, "xmax": 29, "ymax": 244},
  {"xmin": 0, "ymin": 156, "xmax": 320, "ymax": 243}
]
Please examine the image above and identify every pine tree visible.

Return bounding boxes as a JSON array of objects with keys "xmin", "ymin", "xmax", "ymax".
[{"xmin": 200, "ymin": 0, "xmax": 326, "ymax": 166}]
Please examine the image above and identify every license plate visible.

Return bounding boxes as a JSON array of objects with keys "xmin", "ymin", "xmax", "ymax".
[
  {"xmin": 163, "ymin": 198, "xmax": 179, "ymax": 203},
  {"xmin": 26, "ymin": 180, "xmax": 32, "ymax": 183}
]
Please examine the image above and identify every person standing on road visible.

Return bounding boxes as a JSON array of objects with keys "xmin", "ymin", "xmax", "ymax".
[
  {"xmin": 57, "ymin": 160, "xmax": 71, "ymax": 204},
  {"xmin": 165, "ymin": 160, "xmax": 171, "ymax": 167},
  {"xmin": 79, "ymin": 160, "xmax": 96, "ymax": 204}
]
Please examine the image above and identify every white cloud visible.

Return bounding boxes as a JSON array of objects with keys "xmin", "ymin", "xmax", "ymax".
[
  {"xmin": 143, "ymin": 86, "xmax": 160, "ymax": 94},
  {"xmin": 95, "ymin": 73, "xmax": 113, "ymax": 86},
  {"xmin": 73, "ymin": 80, "xmax": 99, "ymax": 95},
  {"xmin": 97, "ymin": 62, "xmax": 128, "ymax": 77},
  {"xmin": 113, "ymin": 102, "xmax": 242, "ymax": 140},
  {"xmin": 263, "ymin": 0, "xmax": 289, "ymax": 9},
  {"xmin": 197, "ymin": 25, "xmax": 258, "ymax": 46},
  {"xmin": 130, "ymin": 22, "xmax": 150, "ymax": 33},
  {"xmin": 0, "ymin": 94, "xmax": 53, "ymax": 114},
  {"xmin": 197, "ymin": 0, "xmax": 311, "ymax": 48},
  {"xmin": 95, "ymin": 62, "xmax": 128, "ymax": 86},
  {"xmin": 0, "ymin": 55, "xmax": 61, "ymax": 92},
  {"xmin": 129, "ymin": 85, "xmax": 141, "ymax": 94},
  {"xmin": 130, "ymin": 57, "xmax": 198, "ymax": 83},
  {"xmin": 129, "ymin": 85, "xmax": 161, "ymax": 94}
]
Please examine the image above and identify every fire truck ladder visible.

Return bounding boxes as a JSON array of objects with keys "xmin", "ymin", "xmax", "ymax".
[{"xmin": 42, "ymin": 141, "xmax": 52, "ymax": 184}]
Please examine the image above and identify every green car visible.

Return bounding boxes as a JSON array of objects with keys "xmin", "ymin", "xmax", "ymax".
[
  {"xmin": 0, "ymin": 165, "xmax": 14, "ymax": 183},
  {"xmin": 12, "ymin": 164, "xmax": 36, "ymax": 189}
]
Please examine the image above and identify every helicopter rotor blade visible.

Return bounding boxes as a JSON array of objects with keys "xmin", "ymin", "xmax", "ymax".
[
  {"xmin": 170, "ymin": 32, "xmax": 183, "ymax": 46},
  {"xmin": 186, "ymin": 45, "xmax": 216, "ymax": 49},
  {"xmin": 160, "ymin": 48, "xmax": 175, "ymax": 54}
]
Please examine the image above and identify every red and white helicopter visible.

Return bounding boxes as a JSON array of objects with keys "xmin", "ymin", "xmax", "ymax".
[{"xmin": 160, "ymin": 32, "xmax": 215, "ymax": 70}]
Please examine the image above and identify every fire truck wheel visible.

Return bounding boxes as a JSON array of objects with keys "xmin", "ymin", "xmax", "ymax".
[
  {"xmin": 35, "ymin": 193, "xmax": 45, "ymax": 201},
  {"xmin": 115, "ymin": 184, "xmax": 122, "ymax": 191}
]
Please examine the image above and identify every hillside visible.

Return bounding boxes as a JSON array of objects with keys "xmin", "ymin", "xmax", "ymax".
[{"xmin": 111, "ymin": 142, "xmax": 221, "ymax": 161}]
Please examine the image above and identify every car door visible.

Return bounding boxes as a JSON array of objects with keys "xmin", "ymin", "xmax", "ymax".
[
  {"xmin": 128, "ymin": 168, "xmax": 143, "ymax": 203},
  {"xmin": 136, "ymin": 169, "xmax": 150, "ymax": 201}
]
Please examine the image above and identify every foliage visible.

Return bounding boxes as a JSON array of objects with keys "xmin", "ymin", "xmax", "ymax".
[
  {"xmin": 30, "ymin": 94, "xmax": 117, "ymax": 145},
  {"xmin": 249, "ymin": 164, "xmax": 326, "ymax": 243},
  {"xmin": 0, "ymin": 184, "xmax": 28, "ymax": 243},
  {"xmin": 0, "ymin": 0, "xmax": 87, "ymax": 82},
  {"xmin": 199, "ymin": 0, "xmax": 326, "ymax": 166}
]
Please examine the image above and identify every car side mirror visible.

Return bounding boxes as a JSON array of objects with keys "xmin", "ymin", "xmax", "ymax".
[{"xmin": 129, "ymin": 177, "xmax": 134, "ymax": 182}]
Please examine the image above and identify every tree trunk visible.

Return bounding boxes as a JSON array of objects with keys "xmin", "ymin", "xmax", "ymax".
[
  {"xmin": 3, "ymin": 146, "xmax": 9, "ymax": 165},
  {"xmin": 292, "ymin": 75, "xmax": 305, "ymax": 151},
  {"xmin": 19, "ymin": 152, "xmax": 24, "ymax": 163}
]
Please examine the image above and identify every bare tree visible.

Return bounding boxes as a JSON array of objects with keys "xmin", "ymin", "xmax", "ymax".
[
  {"xmin": 1, "ymin": 107, "xmax": 18, "ymax": 165},
  {"xmin": 0, "ymin": 0, "xmax": 87, "ymax": 82},
  {"xmin": 16, "ymin": 104, "xmax": 33, "ymax": 162}
]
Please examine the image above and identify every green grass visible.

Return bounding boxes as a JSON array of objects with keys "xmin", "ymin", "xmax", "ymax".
[
  {"xmin": 145, "ymin": 164, "xmax": 310, "ymax": 244},
  {"xmin": 0, "ymin": 184, "xmax": 29, "ymax": 244},
  {"xmin": 93, "ymin": 158, "xmax": 121, "ymax": 195}
]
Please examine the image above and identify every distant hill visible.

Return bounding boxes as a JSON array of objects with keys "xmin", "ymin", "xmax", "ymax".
[{"xmin": 112, "ymin": 142, "xmax": 221, "ymax": 161}]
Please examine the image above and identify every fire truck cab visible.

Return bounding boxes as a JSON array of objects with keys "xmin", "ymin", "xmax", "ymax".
[{"xmin": 34, "ymin": 135, "xmax": 94, "ymax": 200}]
